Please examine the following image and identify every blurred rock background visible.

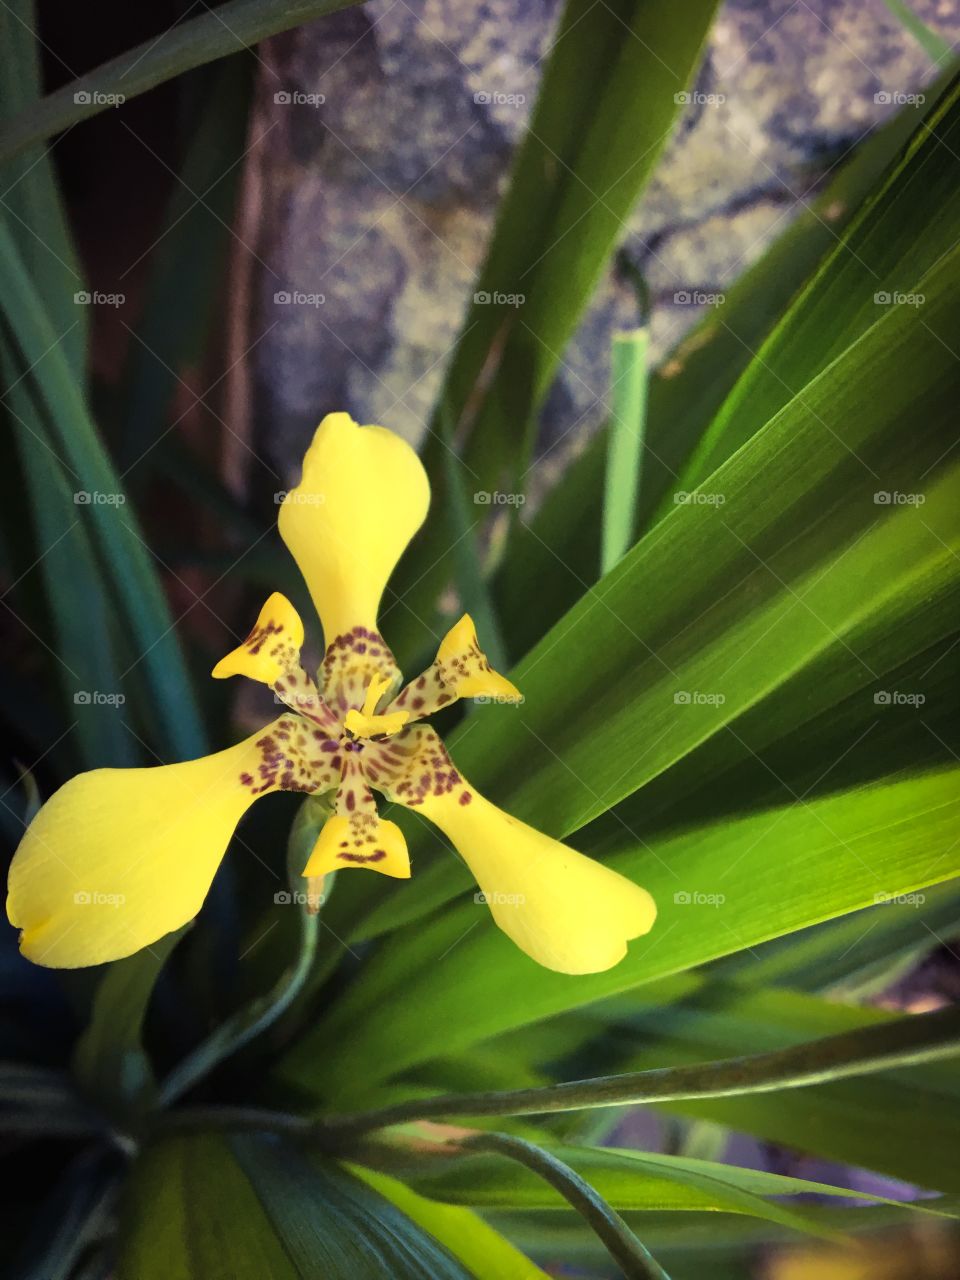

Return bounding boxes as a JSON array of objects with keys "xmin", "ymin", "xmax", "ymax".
[{"xmin": 248, "ymin": 0, "xmax": 957, "ymax": 477}]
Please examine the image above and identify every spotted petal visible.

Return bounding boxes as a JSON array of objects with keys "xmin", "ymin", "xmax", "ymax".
[
  {"xmin": 212, "ymin": 593, "xmax": 335, "ymax": 729},
  {"xmin": 7, "ymin": 718, "xmax": 340, "ymax": 968},
  {"xmin": 303, "ymin": 764, "xmax": 409, "ymax": 880},
  {"xmin": 278, "ymin": 412, "xmax": 430, "ymax": 644},
  {"xmin": 374, "ymin": 726, "xmax": 656, "ymax": 974},
  {"xmin": 391, "ymin": 614, "xmax": 521, "ymax": 722}
]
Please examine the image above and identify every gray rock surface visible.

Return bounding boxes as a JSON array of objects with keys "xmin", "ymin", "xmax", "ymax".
[{"xmin": 251, "ymin": 0, "xmax": 956, "ymax": 473}]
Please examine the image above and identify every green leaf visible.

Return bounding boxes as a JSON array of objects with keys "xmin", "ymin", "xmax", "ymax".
[
  {"xmin": 494, "ymin": 69, "xmax": 960, "ymax": 657},
  {"xmin": 232, "ymin": 1138, "xmax": 473, "ymax": 1279},
  {"xmin": 670, "ymin": 72, "xmax": 960, "ymax": 507},
  {"xmin": 0, "ymin": 0, "xmax": 366, "ymax": 163},
  {"xmin": 388, "ymin": 0, "xmax": 722, "ymax": 661},
  {"xmin": 119, "ymin": 59, "xmax": 252, "ymax": 475},
  {"xmin": 599, "ymin": 982, "xmax": 960, "ymax": 1192},
  {"xmin": 352, "ymin": 241, "xmax": 960, "ymax": 949},
  {"xmin": 158, "ymin": 799, "xmax": 328, "ymax": 1105},
  {"xmin": 317, "ymin": 1002, "xmax": 960, "ymax": 1137},
  {"xmin": 0, "ymin": 0, "xmax": 133, "ymax": 767},
  {"xmin": 351, "ymin": 1165, "xmax": 551, "ymax": 1279},
  {"xmin": 0, "ymin": 217, "xmax": 206, "ymax": 761},
  {"xmin": 405, "ymin": 1143, "xmax": 953, "ymax": 1237},
  {"xmin": 439, "ymin": 0, "xmax": 719, "ymax": 475},
  {"xmin": 602, "ymin": 328, "xmax": 649, "ymax": 573},
  {"xmin": 284, "ymin": 766, "xmax": 960, "ymax": 1098},
  {"xmin": 880, "ymin": 0, "xmax": 953, "ymax": 61},
  {"xmin": 72, "ymin": 932, "xmax": 184, "ymax": 1120},
  {"xmin": 448, "ymin": 1132, "xmax": 672, "ymax": 1279},
  {"xmin": 119, "ymin": 1135, "xmax": 299, "ymax": 1279}
]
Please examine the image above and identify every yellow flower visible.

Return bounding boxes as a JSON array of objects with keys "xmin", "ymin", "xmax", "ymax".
[{"xmin": 6, "ymin": 413, "xmax": 656, "ymax": 973}]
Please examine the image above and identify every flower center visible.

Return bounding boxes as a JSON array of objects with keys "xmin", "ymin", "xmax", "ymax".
[{"xmin": 342, "ymin": 673, "xmax": 409, "ymax": 741}]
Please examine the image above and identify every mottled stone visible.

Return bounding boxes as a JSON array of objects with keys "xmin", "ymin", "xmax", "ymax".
[{"xmin": 252, "ymin": 0, "xmax": 956, "ymax": 471}]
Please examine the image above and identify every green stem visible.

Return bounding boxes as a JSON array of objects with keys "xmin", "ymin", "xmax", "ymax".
[
  {"xmin": 315, "ymin": 1003, "xmax": 960, "ymax": 1137},
  {"xmin": 158, "ymin": 802, "xmax": 326, "ymax": 1106},
  {"xmin": 0, "ymin": 0, "xmax": 363, "ymax": 163},
  {"xmin": 601, "ymin": 328, "xmax": 649, "ymax": 573},
  {"xmin": 459, "ymin": 1132, "xmax": 672, "ymax": 1280}
]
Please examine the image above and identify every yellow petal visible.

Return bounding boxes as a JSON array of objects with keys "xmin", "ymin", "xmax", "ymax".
[
  {"xmin": 278, "ymin": 412, "xmax": 430, "ymax": 642},
  {"xmin": 418, "ymin": 789, "xmax": 656, "ymax": 975},
  {"xmin": 302, "ymin": 813, "xmax": 410, "ymax": 879},
  {"xmin": 212, "ymin": 592, "xmax": 304, "ymax": 685},
  {"xmin": 6, "ymin": 719, "xmax": 338, "ymax": 968},
  {"xmin": 212, "ymin": 594, "xmax": 332, "ymax": 727},
  {"xmin": 391, "ymin": 614, "xmax": 522, "ymax": 721},
  {"xmin": 344, "ymin": 706, "xmax": 409, "ymax": 739}
]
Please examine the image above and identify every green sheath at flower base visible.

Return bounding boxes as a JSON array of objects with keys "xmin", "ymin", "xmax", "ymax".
[{"xmin": 7, "ymin": 412, "xmax": 656, "ymax": 973}]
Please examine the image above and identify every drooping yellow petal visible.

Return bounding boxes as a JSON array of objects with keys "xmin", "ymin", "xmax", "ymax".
[
  {"xmin": 212, "ymin": 592, "xmax": 304, "ymax": 684},
  {"xmin": 417, "ymin": 787, "xmax": 656, "ymax": 975},
  {"xmin": 278, "ymin": 412, "xmax": 430, "ymax": 642},
  {"xmin": 391, "ymin": 614, "xmax": 522, "ymax": 721},
  {"xmin": 7, "ymin": 718, "xmax": 340, "ymax": 968},
  {"xmin": 303, "ymin": 813, "xmax": 410, "ymax": 880},
  {"xmin": 303, "ymin": 761, "xmax": 409, "ymax": 878}
]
